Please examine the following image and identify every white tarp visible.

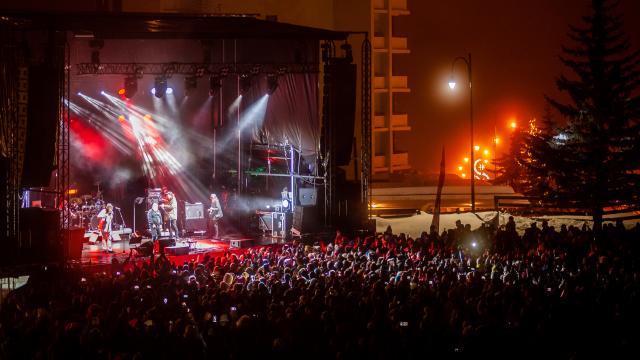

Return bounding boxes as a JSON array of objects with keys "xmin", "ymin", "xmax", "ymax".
[{"xmin": 373, "ymin": 211, "xmax": 640, "ymax": 238}]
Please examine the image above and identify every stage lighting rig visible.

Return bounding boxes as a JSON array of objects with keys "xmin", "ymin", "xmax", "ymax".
[
  {"xmin": 185, "ymin": 75, "xmax": 198, "ymax": 95},
  {"xmin": 239, "ymin": 74, "xmax": 252, "ymax": 95},
  {"xmin": 89, "ymin": 39, "xmax": 104, "ymax": 72},
  {"xmin": 124, "ymin": 76, "xmax": 138, "ymax": 98},
  {"xmin": 153, "ymin": 76, "xmax": 168, "ymax": 98},
  {"xmin": 267, "ymin": 73, "xmax": 279, "ymax": 95},
  {"xmin": 209, "ymin": 74, "xmax": 222, "ymax": 96}
]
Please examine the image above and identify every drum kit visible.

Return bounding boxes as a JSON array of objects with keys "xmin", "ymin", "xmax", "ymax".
[{"xmin": 68, "ymin": 192, "xmax": 117, "ymax": 230}]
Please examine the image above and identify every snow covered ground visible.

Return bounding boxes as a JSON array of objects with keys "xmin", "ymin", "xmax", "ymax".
[{"xmin": 373, "ymin": 211, "xmax": 640, "ymax": 238}]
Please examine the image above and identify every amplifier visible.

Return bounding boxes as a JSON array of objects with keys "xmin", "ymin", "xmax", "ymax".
[
  {"xmin": 230, "ymin": 238, "xmax": 254, "ymax": 249},
  {"xmin": 185, "ymin": 202, "xmax": 205, "ymax": 219},
  {"xmin": 164, "ymin": 244, "xmax": 190, "ymax": 256}
]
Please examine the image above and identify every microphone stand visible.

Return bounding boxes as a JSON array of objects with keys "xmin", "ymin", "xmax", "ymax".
[{"xmin": 116, "ymin": 207, "xmax": 126, "ymax": 253}]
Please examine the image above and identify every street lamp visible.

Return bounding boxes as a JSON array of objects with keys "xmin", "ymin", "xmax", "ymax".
[{"xmin": 449, "ymin": 53, "xmax": 475, "ymax": 212}]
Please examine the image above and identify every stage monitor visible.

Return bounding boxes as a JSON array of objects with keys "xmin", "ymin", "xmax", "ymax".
[{"xmin": 298, "ymin": 187, "xmax": 317, "ymax": 206}]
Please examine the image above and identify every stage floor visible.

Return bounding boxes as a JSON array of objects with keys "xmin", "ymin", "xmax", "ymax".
[{"xmin": 77, "ymin": 234, "xmax": 287, "ymax": 268}]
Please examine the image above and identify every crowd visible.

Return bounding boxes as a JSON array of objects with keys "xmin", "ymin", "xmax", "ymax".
[{"xmin": 1, "ymin": 218, "xmax": 639, "ymax": 359}]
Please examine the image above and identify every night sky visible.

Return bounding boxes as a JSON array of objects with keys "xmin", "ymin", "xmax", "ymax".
[{"xmin": 397, "ymin": 0, "xmax": 640, "ymax": 175}]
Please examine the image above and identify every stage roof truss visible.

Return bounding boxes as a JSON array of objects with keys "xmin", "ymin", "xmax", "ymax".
[{"xmin": 75, "ymin": 62, "xmax": 319, "ymax": 76}]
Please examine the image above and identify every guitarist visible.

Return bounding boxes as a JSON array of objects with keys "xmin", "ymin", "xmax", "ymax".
[
  {"xmin": 96, "ymin": 203, "xmax": 114, "ymax": 253},
  {"xmin": 162, "ymin": 191, "xmax": 180, "ymax": 241},
  {"xmin": 207, "ymin": 193, "xmax": 223, "ymax": 239}
]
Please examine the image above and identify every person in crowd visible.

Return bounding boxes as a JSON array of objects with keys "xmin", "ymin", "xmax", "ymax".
[
  {"xmin": 1, "ymin": 219, "xmax": 638, "ymax": 359},
  {"xmin": 147, "ymin": 202, "xmax": 162, "ymax": 242},
  {"xmin": 96, "ymin": 203, "xmax": 114, "ymax": 253}
]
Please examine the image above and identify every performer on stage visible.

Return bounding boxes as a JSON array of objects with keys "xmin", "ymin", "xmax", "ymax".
[
  {"xmin": 163, "ymin": 191, "xmax": 180, "ymax": 240},
  {"xmin": 147, "ymin": 202, "xmax": 163, "ymax": 242},
  {"xmin": 207, "ymin": 193, "xmax": 223, "ymax": 239},
  {"xmin": 96, "ymin": 203, "xmax": 114, "ymax": 253}
]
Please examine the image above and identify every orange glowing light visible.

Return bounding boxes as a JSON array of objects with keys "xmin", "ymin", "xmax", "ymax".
[
  {"xmin": 483, "ymin": 159, "xmax": 489, "ymax": 164},
  {"xmin": 144, "ymin": 114, "xmax": 152, "ymax": 121},
  {"xmin": 483, "ymin": 149, "xmax": 489, "ymax": 155},
  {"xmin": 494, "ymin": 137, "xmax": 500, "ymax": 144},
  {"xmin": 474, "ymin": 145, "xmax": 480, "ymax": 151},
  {"xmin": 510, "ymin": 121, "xmax": 517, "ymax": 129},
  {"xmin": 461, "ymin": 173, "xmax": 466, "ymax": 178},
  {"xmin": 457, "ymin": 165, "xmax": 463, "ymax": 171},
  {"xmin": 66, "ymin": 188, "xmax": 78, "ymax": 195},
  {"xmin": 118, "ymin": 88, "xmax": 126, "ymax": 96},
  {"xmin": 463, "ymin": 157, "xmax": 469, "ymax": 163},
  {"xmin": 118, "ymin": 115, "xmax": 126, "ymax": 122}
]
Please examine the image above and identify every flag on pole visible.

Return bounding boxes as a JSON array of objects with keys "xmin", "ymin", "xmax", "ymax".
[{"xmin": 431, "ymin": 146, "xmax": 446, "ymax": 232}]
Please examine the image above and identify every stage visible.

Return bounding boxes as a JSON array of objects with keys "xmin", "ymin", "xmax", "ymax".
[{"xmin": 76, "ymin": 234, "xmax": 288, "ymax": 270}]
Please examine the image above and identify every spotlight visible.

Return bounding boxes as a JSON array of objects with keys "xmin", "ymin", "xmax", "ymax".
[
  {"xmin": 124, "ymin": 76, "xmax": 138, "ymax": 98},
  {"xmin": 209, "ymin": 74, "xmax": 222, "ymax": 96},
  {"xmin": 471, "ymin": 241, "xmax": 477, "ymax": 248},
  {"xmin": 100, "ymin": 91, "xmax": 106, "ymax": 95},
  {"xmin": 89, "ymin": 39, "xmax": 103, "ymax": 64},
  {"xmin": 239, "ymin": 74, "xmax": 252, "ymax": 95},
  {"xmin": 153, "ymin": 76, "xmax": 167, "ymax": 98},
  {"xmin": 340, "ymin": 42, "xmax": 353, "ymax": 62},
  {"xmin": 184, "ymin": 76, "xmax": 198, "ymax": 95},
  {"xmin": 267, "ymin": 74, "xmax": 278, "ymax": 95},
  {"xmin": 166, "ymin": 87, "xmax": 174, "ymax": 95}
]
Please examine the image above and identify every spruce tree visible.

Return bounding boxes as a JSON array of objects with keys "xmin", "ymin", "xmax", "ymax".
[{"xmin": 545, "ymin": 0, "xmax": 640, "ymax": 237}]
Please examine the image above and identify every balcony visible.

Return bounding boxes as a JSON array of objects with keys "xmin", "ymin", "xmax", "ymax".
[
  {"xmin": 391, "ymin": 152, "xmax": 410, "ymax": 171},
  {"xmin": 374, "ymin": 76, "xmax": 387, "ymax": 92},
  {"xmin": 390, "ymin": 37, "xmax": 409, "ymax": 53},
  {"xmin": 374, "ymin": 76, "xmax": 410, "ymax": 92},
  {"xmin": 391, "ymin": 114, "xmax": 410, "ymax": 130},
  {"xmin": 391, "ymin": 76, "xmax": 410, "ymax": 92},
  {"xmin": 373, "ymin": 36, "xmax": 410, "ymax": 54},
  {"xmin": 373, "ymin": 114, "xmax": 387, "ymax": 129},
  {"xmin": 373, "ymin": 36, "xmax": 385, "ymax": 49},
  {"xmin": 373, "ymin": 155, "xmax": 388, "ymax": 171},
  {"xmin": 373, "ymin": 0, "xmax": 410, "ymax": 15}
]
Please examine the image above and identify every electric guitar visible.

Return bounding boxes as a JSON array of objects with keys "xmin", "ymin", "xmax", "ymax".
[{"xmin": 208, "ymin": 206, "xmax": 223, "ymax": 220}]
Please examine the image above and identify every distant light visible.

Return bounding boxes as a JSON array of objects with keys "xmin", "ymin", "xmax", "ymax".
[
  {"xmin": 100, "ymin": 91, "xmax": 106, "ymax": 95},
  {"xmin": 471, "ymin": 241, "xmax": 477, "ymax": 248},
  {"xmin": 118, "ymin": 88, "xmax": 126, "ymax": 96},
  {"xmin": 448, "ymin": 76, "xmax": 457, "ymax": 90},
  {"xmin": 457, "ymin": 166, "xmax": 463, "ymax": 171},
  {"xmin": 166, "ymin": 87, "xmax": 173, "ymax": 95},
  {"xmin": 151, "ymin": 88, "xmax": 156, "ymax": 95},
  {"xmin": 510, "ymin": 121, "xmax": 517, "ymax": 129},
  {"xmin": 494, "ymin": 137, "xmax": 500, "ymax": 144},
  {"xmin": 474, "ymin": 145, "xmax": 480, "ymax": 151},
  {"xmin": 118, "ymin": 115, "xmax": 126, "ymax": 122},
  {"xmin": 483, "ymin": 159, "xmax": 488, "ymax": 164},
  {"xmin": 463, "ymin": 157, "xmax": 469, "ymax": 163},
  {"xmin": 483, "ymin": 149, "xmax": 489, "ymax": 155},
  {"xmin": 461, "ymin": 173, "xmax": 466, "ymax": 178},
  {"xmin": 77, "ymin": 91, "xmax": 82, "ymax": 96},
  {"xmin": 266, "ymin": 205, "xmax": 271, "ymax": 209},
  {"xmin": 371, "ymin": 203, "xmax": 378, "ymax": 208},
  {"xmin": 144, "ymin": 114, "xmax": 152, "ymax": 122}
]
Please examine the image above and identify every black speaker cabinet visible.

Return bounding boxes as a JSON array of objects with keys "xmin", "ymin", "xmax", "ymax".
[
  {"xmin": 298, "ymin": 187, "xmax": 317, "ymax": 206},
  {"xmin": 230, "ymin": 238, "xmax": 254, "ymax": 249}
]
